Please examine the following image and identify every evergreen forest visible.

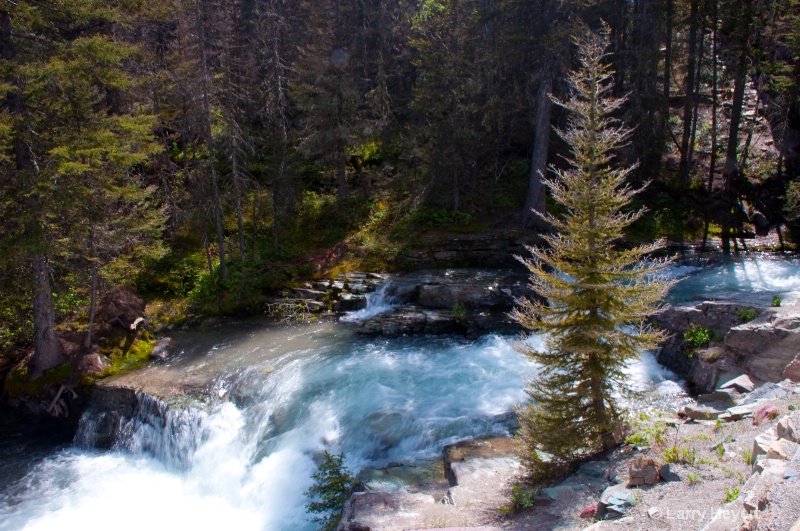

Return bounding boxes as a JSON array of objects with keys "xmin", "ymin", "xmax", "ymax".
[{"xmin": 2, "ymin": 0, "xmax": 800, "ymax": 385}]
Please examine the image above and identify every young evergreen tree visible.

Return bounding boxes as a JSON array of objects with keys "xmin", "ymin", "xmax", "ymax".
[
  {"xmin": 304, "ymin": 451, "xmax": 358, "ymax": 531},
  {"xmin": 511, "ymin": 27, "xmax": 675, "ymax": 480}
]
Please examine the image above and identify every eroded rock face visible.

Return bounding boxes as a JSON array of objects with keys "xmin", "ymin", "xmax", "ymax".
[
  {"xmin": 627, "ymin": 456, "xmax": 666, "ymax": 486},
  {"xmin": 654, "ymin": 301, "xmax": 800, "ymax": 390},
  {"xmin": 726, "ymin": 306, "xmax": 800, "ymax": 382}
]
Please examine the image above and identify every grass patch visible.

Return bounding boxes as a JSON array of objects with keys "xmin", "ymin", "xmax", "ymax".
[
  {"xmin": 736, "ymin": 308, "xmax": 757, "ymax": 322},
  {"xmin": 97, "ymin": 336, "xmax": 156, "ymax": 380}
]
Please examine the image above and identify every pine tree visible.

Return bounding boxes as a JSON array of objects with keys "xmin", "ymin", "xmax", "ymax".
[
  {"xmin": 304, "ymin": 451, "xmax": 358, "ymax": 531},
  {"xmin": 511, "ymin": 27, "xmax": 675, "ymax": 480}
]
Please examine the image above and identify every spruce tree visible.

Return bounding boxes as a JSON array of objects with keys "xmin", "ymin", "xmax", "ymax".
[{"xmin": 511, "ymin": 27, "xmax": 674, "ymax": 480}]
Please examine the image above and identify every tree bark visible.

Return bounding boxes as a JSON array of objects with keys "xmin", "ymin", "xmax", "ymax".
[
  {"xmin": 196, "ymin": 0, "xmax": 227, "ymax": 281},
  {"xmin": 31, "ymin": 253, "xmax": 63, "ymax": 379},
  {"xmin": 679, "ymin": 0, "xmax": 699, "ymax": 188},
  {"xmin": 83, "ymin": 227, "xmax": 98, "ymax": 350},
  {"xmin": 523, "ymin": 54, "xmax": 554, "ymax": 229}
]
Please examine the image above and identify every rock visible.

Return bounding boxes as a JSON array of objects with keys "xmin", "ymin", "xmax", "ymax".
[
  {"xmin": 766, "ymin": 439, "xmax": 800, "ymax": 460},
  {"xmin": 658, "ymin": 462, "xmax": 681, "ymax": 482},
  {"xmin": 753, "ymin": 404, "xmax": 780, "ymax": 425},
  {"xmin": 698, "ymin": 388, "xmax": 739, "ymax": 407},
  {"xmin": 754, "ymin": 428, "xmax": 779, "ymax": 458},
  {"xmin": 726, "ymin": 306, "xmax": 800, "ymax": 382},
  {"xmin": 76, "ymin": 353, "xmax": 110, "ymax": 376},
  {"xmin": 720, "ymin": 374, "xmax": 756, "ymax": 393},
  {"xmin": 628, "ymin": 456, "xmax": 664, "ymax": 486},
  {"xmin": 581, "ymin": 505, "xmax": 598, "ymax": 519},
  {"xmin": 777, "ymin": 414, "xmax": 800, "ymax": 443},
  {"xmin": 442, "ymin": 438, "xmax": 517, "ymax": 486},
  {"xmin": 338, "ymin": 491, "xmax": 435, "ymax": 531},
  {"xmin": 339, "ymin": 293, "xmax": 367, "ymax": 312},
  {"xmin": 577, "ymin": 460, "xmax": 611, "ymax": 479},
  {"xmin": 741, "ymin": 513, "xmax": 759, "ymax": 531},
  {"xmin": 595, "ymin": 483, "xmax": 634, "ymax": 520},
  {"xmin": 726, "ymin": 403, "xmax": 766, "ymax": 421},
  {"xmin": 688, "ymin": 359, "xmax": 720, "ymax": 393},
  {"xmin": 96, "ymin": 286, "xmax": 147, "ymax": 337},
  {"xmin": 783, "ymin": 356, "xmax": 800, "ymax": 382},
  {"xmin": 149, "ymin": 337, "xmax": 173, "ymax": 361},
  {"xmin": 739, "ymin": 382, "xmax": 789, "ymax": 405},
  {"xmin": 683, "ymin": 404, "xmax": 725, "ymax": 420}
]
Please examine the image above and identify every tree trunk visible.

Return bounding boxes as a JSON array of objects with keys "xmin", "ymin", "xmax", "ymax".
[
  {"xmin": 232, "ymin": 149, "xmax": 246, "ymax": 261},
  {"xmin": 83, "ymin": 228, "xmax": 98, "ymax": 350},
  {"xmin": 196, "ymin": 0, "xmax": 227, "ymax": 281},
  {"xmin": 30, "ymin": 253, "xmax": 63, "ymax": 379},
  {"xmin": 523, "ymin": 55, "xmax": 554, "ymax": 228},
  {"xmin": 678, "ymin": 0, "xmax": 699, "ymax": 188},
  {"xmin": 663, "ymin": 0, "xmax": 674, "ymax": 120}
]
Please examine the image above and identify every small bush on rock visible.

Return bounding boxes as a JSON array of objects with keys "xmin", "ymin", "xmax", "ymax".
[
  {"xmin": 735, "ymin": 308, "xmax": 757, "ymax": 322},
  {"xmin": 684, "ymin": 324, "xmax": 712, "ymax": 348},
  {"xmin": 305, "ymin": 451, "xmax": 358, "ymax": 531}
]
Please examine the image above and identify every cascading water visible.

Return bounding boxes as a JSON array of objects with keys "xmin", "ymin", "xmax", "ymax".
[
  {"xmin": 338, "ymin": 283, "xmax": 397, "ymax": 322},
  {"xmin": 1, "ymin": 257, "xmax": 798, "ymax": 530}
]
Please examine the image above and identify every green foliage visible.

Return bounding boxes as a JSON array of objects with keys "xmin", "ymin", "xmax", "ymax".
[
  {"xmin": 686, "ymin": 472, "xmax": 701, "ymax": 485},
  {"xmin": 736, "ymin": 308, "xmax": 757, "ymax": 323},
  {"xmin": 305, "ymin": 452, "xmax": 358, "ymax": 531},
  {"xmin": 511, "ymin": 28, "xmax": 674, "ymax": 479},
  {"xmin": 772, "ymin": 296, "xmax": 782, "ymax": 308},
  {"xmin": 662, "ymin": 446, "xmax": 696, "ymax": 465},
  {"xmin": 499, "ymin": 484, "xmax": 539, "ymax": 513},
  {"xmin": 5, "ymin": 363, "xmax": 75, "ymax": 398},
  {"xmin": 724, "ymin": 487, "xmax": 740, "ymax": 504},
  {"xmin": 625, "ymin": 415, "xmax": 667, "ymax": 447},
  {"xmin": 684, "ymin": 325, "xmax": 712, "ymax": 348},
  {"xmin": 98, "ymin": 337, "xmax": 156, "ymax": 379},
  {"xmin": 451, "ymin": 302, "xmax": 467, "ymax": 327},
  {"xmin": 742, "ymin": 449, "xmax": 754, "ymax": 465}
]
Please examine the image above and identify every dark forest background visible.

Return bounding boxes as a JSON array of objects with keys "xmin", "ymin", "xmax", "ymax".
[{"xmin": 2, "ymin": 0, "xmax": 800, "ymax": 377}]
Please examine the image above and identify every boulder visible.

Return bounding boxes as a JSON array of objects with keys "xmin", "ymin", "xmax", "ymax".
[
  {"xmin": 720, "ymin": 374, "xmax": 756, "ymax": 393},
  {"xmin": 149, "ymin": 337, "xmax": 173, "ymax": 362},
  {"xmin": 698, "ymin": 388, "xmax": 738, "ymax": 407},
  {"xmin": 76, "ymin": 353, "xmax": 110, "ymax": 376},
  {"xmin": 726, "ymin": 306, "xmax": 800, "ymax": 383},
  {"xmin": 595, "ymin": 483, "xmax": 634, "ymax": 520},
  {"xmin": 95, "ymin": 287, "xmax": 147, "ymax": 337},
  {"xmin": 726, "ymin": 403, "xmax": 765, "ymax": 421},
  {"xmin": 766, "ymin": 439, "xmax": 800, "ymax": 461},
  {"xmin": 753, "ymin": 404, "xmax": 780, "ymax": 425},
  {"xmin": 783, "ymin": 355, "xmax": 800, "ymax": 382},
  {"xmin": 739, "ymin": 382, "xmax": 789, "ymax": 404},
  {"xmin": 683, "ymin": 404, "xmax": 725, "ymax": 420},
  {"xmin": 777, "ymin": 414, "xmax": 800, "ymax": 443},
  {"xmin": 339, "ymin": 293, "xmax": 368, "ymax": 312},
  {"xmin": 753, "ymin": 428, "xmax": 779, "ymax": 458},
  {"xmin": 628, "ymin": 456, "xmax": 665, "ymax": 486}
]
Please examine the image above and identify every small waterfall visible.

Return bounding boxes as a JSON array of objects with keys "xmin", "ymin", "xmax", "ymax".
[
  {"xmin": 75, "ymin": 392, "xmax": 207, "ymax": 470},
  {"xmin": 339, "ymin": 283, "xmax": 397, "ymax": 322}
]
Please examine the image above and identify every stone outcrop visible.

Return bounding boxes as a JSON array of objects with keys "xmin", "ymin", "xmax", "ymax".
[
  {"xmin": 653, "ymin": 301, "xmax": 800, "ymax": 391},
  {"xmin": 398, "ymin": 229, "xmax": 541, "ymax": 269}
]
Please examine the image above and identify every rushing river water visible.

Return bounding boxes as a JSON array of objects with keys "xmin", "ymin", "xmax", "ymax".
[{"xmin": 0, "ymin": 256, "xmax": 798, "ymax": 530}]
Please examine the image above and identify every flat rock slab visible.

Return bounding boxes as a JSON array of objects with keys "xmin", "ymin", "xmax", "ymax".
[
  {"xmin": 443, "ymin": 438, "xmax": 517, "ymax": 485},
  {"xmin": 740, "ymin": 383, "xmax": 790, "ymax": 404},
  {"xmin": 727, "ymin": 402, "xmax": 767, "ymax": 421},
  {"xmin": 721, "ymin": 374, "xmax": 756, "ymax": 393}
]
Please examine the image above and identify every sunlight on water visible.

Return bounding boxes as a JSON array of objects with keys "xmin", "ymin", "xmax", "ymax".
[{"xmin": 2, "ymin": 257, "xmax": 794, "ymax": 530}]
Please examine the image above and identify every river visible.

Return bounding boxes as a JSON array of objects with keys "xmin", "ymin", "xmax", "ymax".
[{"xmin": 0, "ymin": 256, "xmax": 798, "ymax": 530}]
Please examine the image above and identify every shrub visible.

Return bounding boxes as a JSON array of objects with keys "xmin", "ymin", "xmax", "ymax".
[
  {"xmin": 500, "ymin": 484, "xmax": 539, "ymax": 513},
  {"xmin": 305, "ymin": 452, "xmax": 358, "ymax": 531},
  {"xmin": 736, "ymin": 308, "xmax": 757, "ymax": 322},
  {"xmin": 772, "ymin": 296, "xmax": 782, "ymax": 307},
  {"xmin": 742, "ymin": 449, "xmax": 754, "ymax": 465},
  {"xmin": 724, "ymin": 487, "xmax": 740, "ymax": 503},
  {"xmin": 663, "ymin": 446, "xmax": 696, "ymax": 465},
  {"xmin": 686, "ymin": 472, "xmax": 701, "ymax": 484},
  {"xmin": 684, "ymin": 324, "xmax": 712, "ymax": 348}
]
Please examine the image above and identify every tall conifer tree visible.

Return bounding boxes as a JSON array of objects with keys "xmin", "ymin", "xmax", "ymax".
[{"xmin": 511, "ymin": 27, "xmax": 674, "ymax": 479}]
